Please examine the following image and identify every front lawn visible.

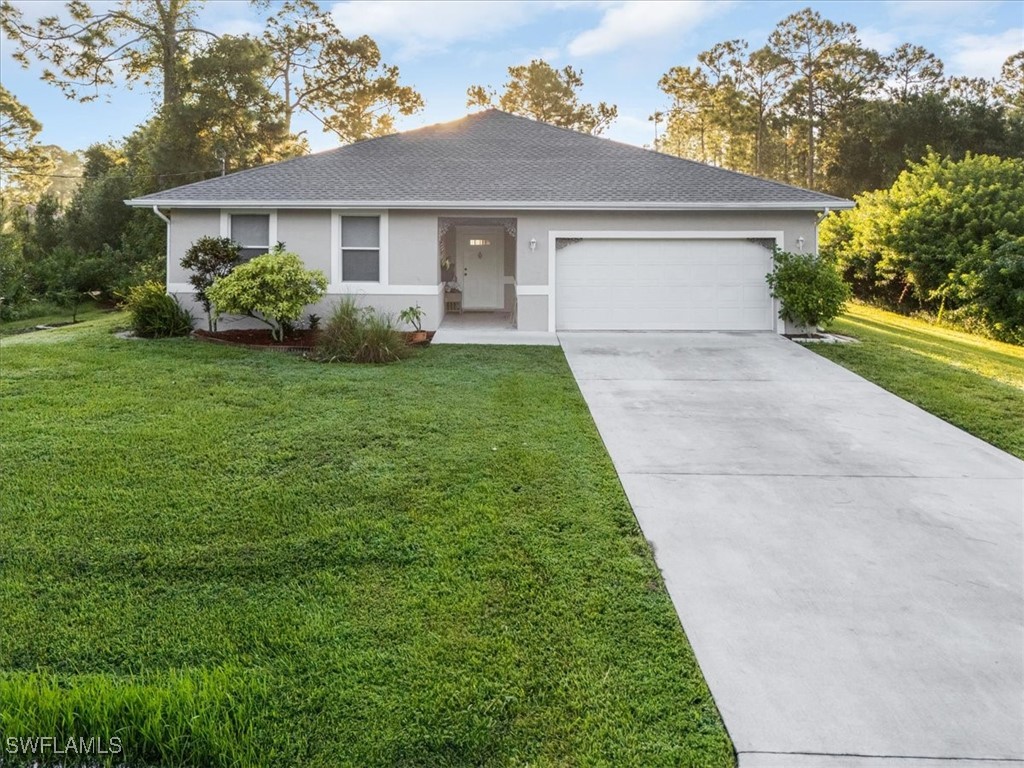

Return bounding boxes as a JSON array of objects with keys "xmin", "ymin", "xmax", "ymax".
[
  {"xmin": 813, "ymin": 303, "xmax": 1024, "ymax": 459},
  {"xmin": 0, "ymin": 315, "xmax": 733, "ymax": 767},
  {"xmin": 0, "ymin": 302, "xmax": 112, "ymax": 337}
]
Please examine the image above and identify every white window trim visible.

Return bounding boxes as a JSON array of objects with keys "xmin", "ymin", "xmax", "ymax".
[
  {"xmin": 330, "ymin": 210, "xmax": 389, "ymax": 290},
  {"xmin": 221, "ymin": 209, "xmax": 278, "ymax": 254},
  {"xmin": 541, "ymin": 229, "xmax": 786, "ymax": 334}
]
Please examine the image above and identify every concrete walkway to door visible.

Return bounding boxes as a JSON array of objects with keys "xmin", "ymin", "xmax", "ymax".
[{"xmin": 560, "ymin": 332, "xmax": 1024, "ymax": 768}]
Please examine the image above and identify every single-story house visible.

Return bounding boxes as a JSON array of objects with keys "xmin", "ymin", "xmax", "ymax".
[{"xmin": 127, "ymin": 109, "xmax": 853, "ymax": 334}]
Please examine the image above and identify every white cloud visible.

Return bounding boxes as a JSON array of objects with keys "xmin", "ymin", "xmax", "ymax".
[
  {"xmin": 949, "ymin": 28, "xmax": 1024, "ymax": 77},
  {"xmin": 857, "ymin": 26, "xmax": 900, "ymax": 55},
  {"xmin": 330, "ymin": 1, "xmax": 547, "ymax": 57},
  {"xmin": 567, "ymin": 0, "xmax": 730, "ymax": 58},
  {"xmin": 886, "ymin": 0, "xmax": 1001, "ymax": 21},
  {"xmin": 604, "ymin": 113, "xmax": 656, "ymax": 148}
]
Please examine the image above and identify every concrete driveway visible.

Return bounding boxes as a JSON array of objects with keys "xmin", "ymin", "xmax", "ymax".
[{"xmin": 560, "ymin": 332, "xmax": 1024, "ymax": 768}]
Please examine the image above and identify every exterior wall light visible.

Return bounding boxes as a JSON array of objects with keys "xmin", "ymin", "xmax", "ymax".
[
  {"xmin": 529, "ymin": 238, "xmax": 537, "ymax": 251},
  {"xmin": 796, "ymin": 236, "xmax": 805, "ymax": 252}
]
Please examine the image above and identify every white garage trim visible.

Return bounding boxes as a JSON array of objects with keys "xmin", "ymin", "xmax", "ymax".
[{"xmin": 547, "ymin": 230, "xmax": 785, "ymax": 334}]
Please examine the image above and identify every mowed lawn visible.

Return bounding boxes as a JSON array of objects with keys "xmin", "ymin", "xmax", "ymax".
[
  {"xmin": 0, "ymin": 315, "xmax": 733, "ymax": 768},
  {"xmin": 813, "ymin": 303, "xmax": 1024, "ymax": 459}
]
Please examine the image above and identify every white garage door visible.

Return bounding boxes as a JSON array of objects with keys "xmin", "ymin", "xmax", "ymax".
[{"xmin": 555, "ymin": 238, "xmax": 775, "ymax": 331}]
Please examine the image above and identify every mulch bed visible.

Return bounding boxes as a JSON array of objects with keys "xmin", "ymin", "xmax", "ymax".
[{"xmin": 193, "ymin": 328, "xmax": 435, "ymax": 352}]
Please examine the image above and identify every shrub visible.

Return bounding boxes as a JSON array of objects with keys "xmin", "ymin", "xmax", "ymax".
[
  {"xmin": 180, "ymin": 236, "xmax": 242, "ymax": 331},
  {"xmin": 206, "ymin": 250, "xmax": 327, "ymax": 341},
  {"xmin": 820, "ymin": 153, "xmax": 1024, "ymax": 313},
  {"xmin": 122, "ymin": 281, "xmax": 194, "ymax": 338},
  {"xmin": 971, "ymin": 238, "xmax": 1024, "ymax": 344},
  {"xmin": 766, "ymin": 249, "xmax": 851, "ymax": 330},
  {"xmin": 312, "ymin": 297, "xmax": 409, "ymax": 364}
]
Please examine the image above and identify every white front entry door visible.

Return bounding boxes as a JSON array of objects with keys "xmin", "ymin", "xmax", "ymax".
[
  {"xmin": 457, "ymin": 227, "xmax": 504, "ymax": 310},
  {"xmin": 556, "ymin": 237, "xmax": 775, "ymax": 331}
]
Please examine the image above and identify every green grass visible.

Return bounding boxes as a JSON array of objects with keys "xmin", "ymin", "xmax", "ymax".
[
  {"xmin": 813, "ymin": 303, "xmax": 1024, "ymax": 459},
  {"xmin": 0, "ymin": 302, "xmax": 112, "ymax": 337},
  {"xmin": 0, "ymin": 314, "xmax": 733, "ymax": 767}
]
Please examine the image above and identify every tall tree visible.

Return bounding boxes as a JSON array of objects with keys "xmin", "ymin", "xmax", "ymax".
[
  {"xmin": 733, "ymin": 45, "xmax": 789, "ymax": 175},
  {"xmin": 658, "ymin": 66, "xmax": 726, "ymax": 164},
  {"xmin": 0, "ymin": 0, "xmax": 217, "ymax": 108},
  {"xmin": 0, "ymin": 86, "xmax": 55, "ymax": 209},
  {"xmin": 884, "ymin": 44, "xmax": 945, "ymax": 103},
  {"xmin": 467, "ymin": 59, "xmax": 618, "ymax": 135},
  {"xmin": 262, "ymin": 0, "xmax": 423, "ymax": 143},
  {"xmin": 768, "ymin": 8, "xmax": 862, "ymax": 189}
]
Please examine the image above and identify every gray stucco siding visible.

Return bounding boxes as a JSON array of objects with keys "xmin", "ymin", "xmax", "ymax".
[
  {"xmin": 277, "ymin": 210, "xmax": 332, "ymax": 276},
  {"xmin": 387, "ymin": 211, "xmax": 441, "ymax": 286},
  {"xmin": 165, "ymin": 206, "xmax": 821, "ymax": 333},
  {"xmin": 515, "ymin": 209, "xmax": 818, "ymax": 286},
  {"xmin": 167, "ymin": 209, "xmax": 220, "ymax": 285}
]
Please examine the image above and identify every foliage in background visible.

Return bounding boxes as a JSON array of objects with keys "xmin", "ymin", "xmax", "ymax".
[
  {"xmin": 766, "ymin": 249, "xmax": 850, "ymax": 329},
  {"xmin": 654, "ymin": 8, "xmax": 1023, "ymax": 196},
  {"xmin": 122, "ymin": 280, "xmax": 193, "ymax": 338},
  {"xmin": 263, "ymin": 0, "xmax": 423, "ymax": 142},
  {"xmin": 313, "ymin": 296, "xmax": 409, "ymax": 364},
  {"xmin": 180, "ymin": 237, "xmax": 243, "ymax": 331},
  {"xmin": 821, "ymin": 153, "xmax": 1024, "ymax": 341},
  {"xmin": 468, "ymin": 59, "xmax": 618, "ymax": 135},
  {"xmin": 206, "ymin": 250, "xmax": 327, "ymax": 341},
  {"xmin": 0, "ymin": 84, "xmax": 55, "ymax": 208},
  {"xmin": 30, "ymin": 245, "xmax": 106, "ymax": 323}
]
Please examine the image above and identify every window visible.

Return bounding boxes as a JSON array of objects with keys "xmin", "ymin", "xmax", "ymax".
[
  {"xmin": 231, "ymin": 214, "xmax": 270, "ymax": 261},
  {"xmin": 469, "ymin": 238, "xmax": 490, "ymax": 246},
  {"xmin": 341, "ymin": 216, "xmax": 380, "ymax": 282}
]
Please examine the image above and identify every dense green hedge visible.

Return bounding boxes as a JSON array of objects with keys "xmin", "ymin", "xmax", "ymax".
[{"xmin": 820, "ymin": 152, "xmax": 1024, "ymax": 343}]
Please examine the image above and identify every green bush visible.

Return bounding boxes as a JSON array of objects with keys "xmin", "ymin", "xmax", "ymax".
[
  {"xmin": 766, "ymin": 249, "xmax": 851, "ymax": 330},
  {"xmin": 971, "ymin": 238, "xmax": 1024, "ymax": 344},
  {"xmin": 206, "ymin": 250, "xmax": 327, "ymax": 341},
  {"xmin": 122, "ymin": 281, "xmax": 194, "ymax": 338},
  {"xmin": 820, "ymin": 152, "xmax": 1024, "ymax": 329},
  {"xmin": 179, "ymin": 236, "xmax": 242, "ymax": 331},
  {"xmin": 312, "ymin": 297, "xmax": 409, "ymax": 364}
]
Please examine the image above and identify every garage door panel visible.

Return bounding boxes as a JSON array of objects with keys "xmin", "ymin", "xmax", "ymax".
[{"xmin": 556, "ymin": 238, "xmax": 774, "ymax": 331}]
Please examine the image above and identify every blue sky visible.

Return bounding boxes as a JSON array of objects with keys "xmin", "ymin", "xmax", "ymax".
[{"xmin": 3, "ymin": 0, "xmax": 1022, "ymax": 153}]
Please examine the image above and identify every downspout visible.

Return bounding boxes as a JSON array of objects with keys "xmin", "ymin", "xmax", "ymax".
[
  {"xmin": 152, "ymin": 206, "xmax": 171, "ymax": 293},
  {"xmin": 151, "ymin": 205, "xmax": 170, "ymax": 225}
]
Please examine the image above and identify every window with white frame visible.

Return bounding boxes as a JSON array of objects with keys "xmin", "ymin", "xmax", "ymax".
[
  {"xmin": 341, "ymin": 216, "xmax": 381, "ymax": 282},
  {"xmin": 230, "ymin": 214, "xmax": 271, "ymax": 261}
]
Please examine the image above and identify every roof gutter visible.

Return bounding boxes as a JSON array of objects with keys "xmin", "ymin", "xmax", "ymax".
[
  {"xmin": 150, "ymin": 205, "xmax": 171, "ymax": 224},
  {"xmin": 125, "ymin": 199, "xmax": 856, "ymax": 212}
]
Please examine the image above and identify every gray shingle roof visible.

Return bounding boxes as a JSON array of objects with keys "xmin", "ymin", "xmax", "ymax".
[{"xmin": 130, "ymin": 110, "xmax": 851, "ymax": 209}]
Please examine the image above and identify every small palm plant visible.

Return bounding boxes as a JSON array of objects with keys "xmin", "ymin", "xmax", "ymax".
[{"xmin": 399, "ymin": 304, "xmax": 428, "ymax": 344}]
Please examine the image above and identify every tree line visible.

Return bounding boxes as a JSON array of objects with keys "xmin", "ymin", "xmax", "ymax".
[{"xmin": 653, "ymin": 8, "xmax": 1023, "ymax": 197}]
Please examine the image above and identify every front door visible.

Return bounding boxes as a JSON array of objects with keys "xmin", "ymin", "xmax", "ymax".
[{"xmin": 457, "ymin": 227, "xmax": 503, "ymax": 310}]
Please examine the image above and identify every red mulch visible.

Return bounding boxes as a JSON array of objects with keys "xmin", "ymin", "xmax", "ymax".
[
  {"xmin": 194, "ymin": 328, "xmax": 317, "ymax": 350},
  {"xmin": 193, "ymin": 328, "xmax": 435, "ymax": 351}
]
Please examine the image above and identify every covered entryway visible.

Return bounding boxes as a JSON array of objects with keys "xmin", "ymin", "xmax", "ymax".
[
  {"xmin": 438, "ymin": 216, "xmax": 517, "ymax": 322},
  {"xmin": 555, "ymin": 236, "xmax": 776, "ymax": 331}
]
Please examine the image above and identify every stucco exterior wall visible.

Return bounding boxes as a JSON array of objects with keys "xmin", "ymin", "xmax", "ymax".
[
  {"xmin": 167, "ymin": 209, "xmax": 220, "ymax": 285},
  {"xmin": 278, "ymin": 210, "xmax": 332, "ymax": 276},
  {"xmin": 164, "ymin": 206, "xmax": 821, "ymax": 333}
]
